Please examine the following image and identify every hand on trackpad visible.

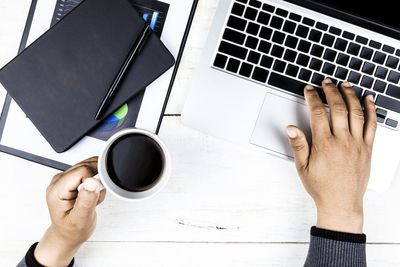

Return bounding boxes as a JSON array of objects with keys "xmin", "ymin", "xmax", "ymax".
[{"xmin": 250, "ymin": 93, "xmax": 313, "ymax": 158}]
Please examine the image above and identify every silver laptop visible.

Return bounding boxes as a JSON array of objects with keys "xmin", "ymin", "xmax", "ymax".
[{"xmin": 182, "ymin": 0, "xmax": 400, "ymax": 192}]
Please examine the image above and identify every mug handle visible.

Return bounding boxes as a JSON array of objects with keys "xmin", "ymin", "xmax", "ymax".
[{"xmin": 77, "ymin": 174, "xmax": 105, "ymax": 192}]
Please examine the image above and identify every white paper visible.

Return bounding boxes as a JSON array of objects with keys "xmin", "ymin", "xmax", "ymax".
[{"xmin": 0, "ymin": 0, "xmax": 195, "ymax": 166}]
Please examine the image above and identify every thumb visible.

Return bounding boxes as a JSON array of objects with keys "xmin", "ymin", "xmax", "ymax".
[
  {"xmin": 71, "ymin": 178, "xmax": 101, "ymax": 220},
  {"xmin": 286, "ymin": 126, "xmax": 310, "ymax": 170}
]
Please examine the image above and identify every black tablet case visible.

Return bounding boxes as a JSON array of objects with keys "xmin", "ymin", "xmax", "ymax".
[{"xmin": 0, "ymin": 0, "xmax": 175, "ymax": 153}]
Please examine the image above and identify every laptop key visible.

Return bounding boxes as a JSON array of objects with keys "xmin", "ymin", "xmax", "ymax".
[
  {"xmin": 386, "ymin": 84, "xmax": 400, "ymax": 99},
  {"xmin": 323, "ymin": 49, "xmax": 337, "ymax": 61},
  {"xmin": 284, "ymin": 49, "xmax": 297, "ymax": 62},
  {"xmin": 285, "ymin": 35, "xmax": 299, "ymax": 49},
  {"xmin": 302, "ymin": 17, "xmax": 315, "ymax": 27},
  {"xmin": 329, "ymin": 26, "xmax": 341, "ymax": 36},
  {"xmin": 246, "ymin": 22, "xmax": 260, "ymax": 35},
  {"xmin": 213, "ymin": 54, "xmax": 228, "ymax": 69},
  {"xmin": 373, "ymin": 51, "xmax": 386, "ymax": 65},
  {"xmin": 260, "ymin": 55, "xmax": 273, "ymax": 68},
  {"xmin": 299, "ymin": 68, "xmax": 312, "ymax": 82},
  {"xmin": 289, "ymin": 12, "xmax": 302, "ymax": 22},
  {"xmin": 237, "ymin": 0, "xmax": 248, "ymax": 3},
  {"xmin": 227, "ymin": 16, "xmax": 247, "ymax": 31},
  {"xmin": 363, "ymin": 90, "xmax": 376, "ymax": 100},
  {"xmin": 249, "ymin": 0, "xmax": 262, "ymax": 8},
  {"xmin": 286, "ymin": 64, "xmax": 300, "ymax": 77},
  {"xmin": 232, "ymin": 3, "xmax": 246, "ymax": 16},
  {"xmin": 268, "ymin": 72, "xmax": 307, "ymax": 96},
  {"xmin": 297, "ymin": 54, "xmax": 310, "ymax": 67},
  {"xmin": 373, "ymin": 80, "xmax": 387, "ymax": 93},
  {"xmin": 356, "ymin": 36, "xmax": 368, "ymax": 45},
  {"xmin": 353, "ymin": 86, "xmax": 363, "ymax": 99},
  {"xmin": 309, "ymin": 29, "xmax": 322, "ymax": 43},
  {"xmin": 270, "ymin": 16, "xmax": 284, "ymax": 29},
  {"xmin": 276, "ymin": 8, "xmax": 288, "ymax": 17},
  {"xmin": 342, "ymin": 31, "xmax": 355, "ymax": 40},
  {"xmin": 336, "ymin": 53, "xmax": 350, "ymax": 66},
  {"xmin": 219, "ymin": 41, "xmax": 248, "ymax": 60},
  {"xmin": 321, "ymin": 33, "xmax": 335, "ymax": 47},
  {"xmin": 295, "ymin": 25, "xmax": 310, "ymax": 38},
  {"xmin": 316, "ymin": 22, "xmax": 328, "ymax": 31},
  {"xmin": 334, "ymin": 38, "xmax": 348, "ymax": 52},
  {"xmin": 244, "ymin": 7, "xmax": 258, "ymax": 20},
  {"xmin": 259, "ymin": 27, "xmax": 273, "ymax": 40},
  {"xmin": 360, "ymin": 75, "xmax": 374, "ymax": 88},
  {"xmin": 239, "ymin": 62, "xmax": 253, "ymax": 77},
  {"xmin": 386, "ymin": 56, "xmax": 399, "ymax": 69},
  {"xmin": 252, "ymin": 67, "xmax": 269, "ymax": 83},
  {"xmin": 223, "ymin": 28, "xmax": 246, "ymax": 45},
  {"xmin": 272, "ymin": 31, "xmax": 286, "ymax": 44},
  {"xmin": 310, "ymin": 44, "xmax": 324, "ymax": 57},
  {"xmin": 388, "ymin": 70, "xmax": 400, "ymax": 83},
  {"xmin": 386, "ymin": 119, "xmax": 398, "ymax": 128},
  {"xmin": 335, "ymin": 67, "xmax": 348, "ymax": 80},
  {"xmin": 226, "ymin": 58, "xmax": 241, "ymax": 73},
  {"xmin": 369, "ymin": 40, "xmax": 382, "ymax": 50},
  {"xmin": 383, "ymin": 45, "xmax": 395, "ymax": 54},
  {"xmin": 348, "ymin": 71, "xmax": 361, "ymax": 84},
  {"xmin": 349, "ymin": 58, "xmax": 363, "ymax": 71},
  {"xmin": 362, "ymin": 62, "xmax": 375, "ymax": 75},
  {"xmin": 322, "ymin": 62, "xmax": 335, "ymax": 75},
  {"xmin": 257, "ymin": 12, "xmax": 271, "ymax": 25},
  {"xmin": 247, "ymin": 51, "xmax": 261, "ymax": 64},
  {"xmin": 298, "ymin": 40, "xmax": 311, "ymax": 53},
  {"xmin": 245, "ymin": 36, "xmax": 259, "ymax": 49},
  {"xmin": 258, "ymin": 40, "xmax": 272, "ymax": 54},
  {"xmin": 309, "ymin": 58, "xmax": 323, "ymax": 71},
  {"xmin": 376, "ymin": 95, "xmax": 400, "ymax": 113},
  {"xmin": 282, "ymin": 20, "xmax": 296, "ymax": 34},
  {"xmin": 347, "ymin": 43, "xmax": 361, "ymax": 56},
  {"xmin": 262, "ymin": 3, "xmax": 275, "ymax": 13},
  {"xmin": 271, "ymin": 45, "xmax": 284, "ymax": 58},
  {"xmin": 273, "ymin": 59, "xmax": 287, "ymax": 72},
  {"xmin": 311, "ymin": 73, "xmax": 325, "ymax": 85},
  {"xmin": 375, "ymin": 66, "xmax": 388, "ymax": 79},
  {"xmin": 360, "ymin": 47, "xmax": 373, "ymax": 60}
]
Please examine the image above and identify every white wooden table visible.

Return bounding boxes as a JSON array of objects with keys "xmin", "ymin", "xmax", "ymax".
[{"xmin": 1, "ymin": 1, "xmax": 400, "ymax": 266}]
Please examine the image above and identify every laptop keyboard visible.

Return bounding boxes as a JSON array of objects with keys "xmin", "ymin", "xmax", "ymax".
[{"xmin": 212, "ymin": 0, "xmax": 400, "ymax": 130}]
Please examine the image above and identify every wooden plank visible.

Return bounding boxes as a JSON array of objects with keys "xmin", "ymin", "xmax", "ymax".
[
  {"xmin": 1, "ymin": 117, "xmax": 400, "ymax": 244},
  {"xmin": 1, "ymin": 241, "xmax": 400, "ymax": 266}
]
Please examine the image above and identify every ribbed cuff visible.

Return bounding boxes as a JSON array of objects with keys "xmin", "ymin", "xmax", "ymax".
[
  {"xmin": 24, "ymin": 242, "xmax": 74, "ymax": 267},
  {"xmin": 311, "ymin": 226, "xmax": 366, "ymax": 243}
]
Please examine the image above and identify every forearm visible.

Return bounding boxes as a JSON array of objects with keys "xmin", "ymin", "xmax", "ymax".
[
  {"xmin": 17, "ymin": 242, "xmax": 75, "ymax": 267},
  {"xmin": 304, "ymin": 227, "xmax": 367, "ymax": 267}
]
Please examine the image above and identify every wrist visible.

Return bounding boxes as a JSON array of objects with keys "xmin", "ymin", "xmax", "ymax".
[
  {"xmin": 316, "ymin": 205, "xmax": 364, "ymax": 234},
  {"xmin": 34, "ymin": 226, "xmax": 80, "ymax": 266}
]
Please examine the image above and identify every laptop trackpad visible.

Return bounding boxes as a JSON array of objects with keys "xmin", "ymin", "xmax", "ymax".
[{"xmin": 250, "ymin": 93, "xmax": 312, "ymax": 158}]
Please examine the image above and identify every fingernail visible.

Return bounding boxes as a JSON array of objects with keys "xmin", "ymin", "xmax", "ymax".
[
  {"xmin": 367, "ymin": 95, "xmax": 374, "ymax": 102},
  {"xmin": 342, "ymin": 81, "xmax": 351, "ymax": 87},
  {"xmin": 286, "ymin": 127, "xmax": 298, "ymax": 138},
  {"xmin": 83, "ymin": 178, "xmax": 99, "ymax": 192},
  {"xmin": 305, "ymin": 85, "xmax": 314, "ymax": 90},
  {"xmin": 323, "ymin": 78, "xmax": 333, "ymax": 84}
]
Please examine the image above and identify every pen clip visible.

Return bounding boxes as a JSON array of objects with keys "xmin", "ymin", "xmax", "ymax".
[{"xmin": 137, "ymin": 24, "xmax": 152, "ymax": 54}]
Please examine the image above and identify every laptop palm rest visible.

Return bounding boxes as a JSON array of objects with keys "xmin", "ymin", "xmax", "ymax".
[{"xmin": 250, "ymin": 93, "xmax": 313, "ymax": 158}]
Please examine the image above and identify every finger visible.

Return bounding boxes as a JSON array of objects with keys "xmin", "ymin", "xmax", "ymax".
[
  {"xmin": 303, "ymin": 85, "xmax": 331, "ymax": 139},
  {"xmin": 340, "ymin": 82, "xmax": 365, "ymax": 139},
  {"xmin": 97, "ymin": 189, "xmax": 106, "ymax": 205},
  {"xmin": 55, "ymin": 165, "xmax": 97, "ymax": 200},
  {"xmin": 286, "ymin": 126, "xmax": 310, "ymax": 171},
  {"xmin": 363, "ymin": 95, "xmax": 378, "ymax": 148},
  {"xmin": 322, "ymin": 79, "xmax": 349, "ymax": 135},
  {"xmin": 65, "ymin": 156, "xmax": 98, "ymax": 174},
  {"xmin": 70, "ymin": 178, "xmax": 101, "ymax": 221}
]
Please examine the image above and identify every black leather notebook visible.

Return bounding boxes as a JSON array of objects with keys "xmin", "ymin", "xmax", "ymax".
[{"xmin": 0, "ymin": 0, "xmax": 175, "ymax": 153}]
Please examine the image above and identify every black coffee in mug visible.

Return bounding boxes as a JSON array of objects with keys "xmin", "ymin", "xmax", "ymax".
[{"xmin": 106, "ymin": 133, "xmax": 165, "ymax": 192}]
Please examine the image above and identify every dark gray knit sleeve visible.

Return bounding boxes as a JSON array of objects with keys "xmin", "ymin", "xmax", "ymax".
[{"xmin": 304, "ymin": 226, "xmax": 366, "ymax": 267}]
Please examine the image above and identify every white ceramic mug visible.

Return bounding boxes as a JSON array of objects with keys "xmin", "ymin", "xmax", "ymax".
[{"xmin": 78, "ymin": 128, "xmax": 171, "ymax": 201}]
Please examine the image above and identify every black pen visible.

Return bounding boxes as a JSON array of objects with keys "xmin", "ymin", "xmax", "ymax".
[{"xmin": 95, "ymin": 24, "xmax": 152, "ymax": 120}]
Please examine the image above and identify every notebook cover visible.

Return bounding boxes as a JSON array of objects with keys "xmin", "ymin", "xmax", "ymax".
[{"xmin": 0, "ymin": 0, "xmax": 175, "ymax": 153}]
